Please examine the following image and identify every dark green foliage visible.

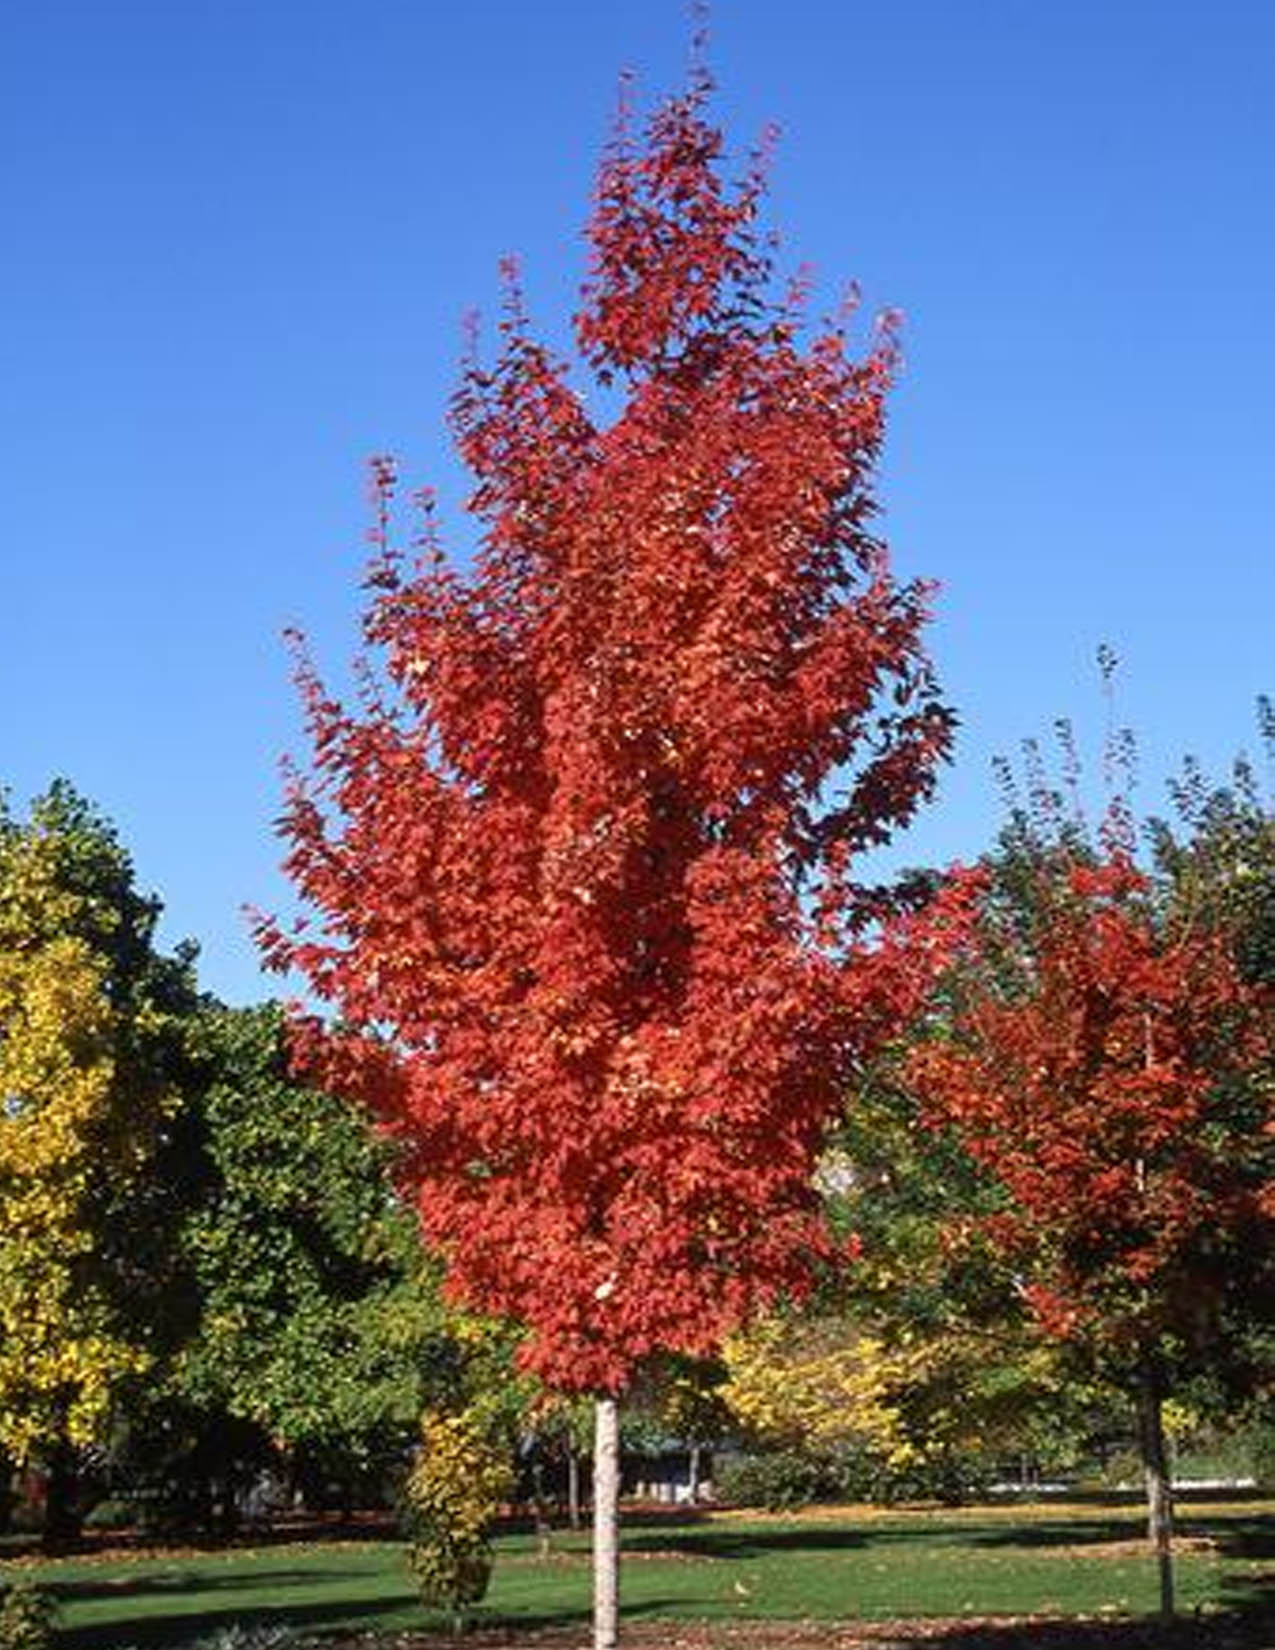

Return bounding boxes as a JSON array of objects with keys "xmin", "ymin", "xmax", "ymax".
[
  {"xmin": 99, "ymin": 1401, "xmax": 279, "ymax": 1538},
  {"xmin": 717, "ymin": 1439, "xmax": 996, "ymax": 1511},
  {"xmin": 171, "ymin": 1003, "xmax": 451, "ymax": 1455},
  {"xmin": 716, "ymin": 1448, "xmax": 845, "ymax": 1511},
  {"xmin": 104, "ymin": 1002, "xmax": 516, "ymax": 1534}
]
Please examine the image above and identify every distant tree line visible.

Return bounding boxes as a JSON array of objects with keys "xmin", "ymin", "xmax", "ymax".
[{"xmin": 4, "ymin": 716, "xmax": 1275, "ymax": 1588}]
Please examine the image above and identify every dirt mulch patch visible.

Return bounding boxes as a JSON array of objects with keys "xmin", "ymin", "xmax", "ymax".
[
  {"xmin": 1017, "ymin": 1534, "xmax": 1219, "ymax": 1560},
  {"xmin": 310, "ymin": 1612, "xmax": 1275, "ymax": 1650}
]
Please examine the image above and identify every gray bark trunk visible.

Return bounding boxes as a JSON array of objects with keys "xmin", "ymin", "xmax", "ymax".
[
  {"xmin": 1138, "ymin": 1365, "xmax": 1174, "ymax": 1619},
  {"xmin": 568, "ymin": 1445, "xmax": 582, "ymax": 1531},
  {"xmin": 531, "ymin": 1459, "xmax": 553, "ymax": 1560},
  {"xmin": 593, "ymin": 1396, "xmax": 620, "ymax": 1650}
]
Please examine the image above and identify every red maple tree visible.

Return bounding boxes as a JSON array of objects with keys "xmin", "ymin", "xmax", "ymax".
[
  {"xmin": 910, "ymin": 847, "xmax": 1275, "ymax": 1614},
  {"xmin": 912, "ymin": 852, "xmax": 1275, "ymax": 1348},
  {"xmin": 262, "ymin": 76, "xmax": 959, "ymax": 1398}
]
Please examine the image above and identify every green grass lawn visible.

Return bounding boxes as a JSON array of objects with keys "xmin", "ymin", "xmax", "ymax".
[{"xmin": 11, "ymin": 1497, "xmax": 1275, "ymax": 1648}]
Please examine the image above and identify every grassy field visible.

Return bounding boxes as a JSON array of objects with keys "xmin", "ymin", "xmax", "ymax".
[{"xmin": 9, "ymin": 1496, "xmax": 1275, "ymax": 1648}]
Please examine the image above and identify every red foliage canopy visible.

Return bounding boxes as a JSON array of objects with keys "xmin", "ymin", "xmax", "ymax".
[
  {"xmin": 911, "ymin": 853, "xmax": 1275, "ymax": 1358},
  {"xmin": 262, "ymin": 80, "xmax": 961, "ymax": 1393}
]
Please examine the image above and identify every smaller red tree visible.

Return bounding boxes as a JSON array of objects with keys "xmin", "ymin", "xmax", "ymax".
[{"xmin": 910, "ymin": 847, "xmax": 1275, "ymax": 1617}]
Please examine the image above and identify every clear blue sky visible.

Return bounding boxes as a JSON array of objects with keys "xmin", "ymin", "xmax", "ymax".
[{"xmin": 4, "ymin": 1, "xmax": 1272, "ymax": 1004}]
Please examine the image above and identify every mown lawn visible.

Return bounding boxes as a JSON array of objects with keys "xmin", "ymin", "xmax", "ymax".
[{"xmin": 11, "ymin": 1497, "xmax": 1275, "ymax": 1648}]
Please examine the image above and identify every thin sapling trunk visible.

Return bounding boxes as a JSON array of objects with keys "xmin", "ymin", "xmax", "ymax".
[
  {"xmin": 1138, "ymin": 1363, "xmax": 1175, "ymax": 1619},
  {"xmin": 593, "ymin": 1396, "xmax": 620, "ymax": 1650}
]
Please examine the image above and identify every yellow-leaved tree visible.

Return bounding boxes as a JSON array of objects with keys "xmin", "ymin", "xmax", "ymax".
[
  {"xmin": 722, "ymin": 1312, "xmax": 1080, "ymax": 1505},
  {"xmin": 721, "ymin": 1317, "xmax": 913, "ymax": 1472},
  {"xmin": 0, "ymin": 784, "xmax": 195, "ymax": 1545}
]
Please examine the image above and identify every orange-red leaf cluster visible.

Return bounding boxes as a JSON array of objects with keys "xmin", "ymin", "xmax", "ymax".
[{"xmin": 910, "ymin": 854, "xmax": 1275, "ymax": 1357}]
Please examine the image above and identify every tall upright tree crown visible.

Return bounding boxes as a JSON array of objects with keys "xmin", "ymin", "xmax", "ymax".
[{"xmin": 264, "ymin": 78, "xmax": 959, "ymax": 1393}]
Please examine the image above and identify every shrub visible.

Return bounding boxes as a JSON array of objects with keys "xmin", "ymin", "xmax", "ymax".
[
  {"xmin": 716, "ymin": 1441, "xmax": 993, "ymax": 1510},
  {"xmin": 1247, "ymin": 1425, "xmax": 1275, "ymax": 1489},
  {"xmin": 1087, "ymin": 1446, "xmax": 1143, "ymax": 1491},
  {"xmin": 0, "ymin": 1581, "xmax": 58, "ymax": 1650},
  {"xmin": 82, "ymin": 1496, "xmax": 135, "ymax": 1531},
  {"xmin": 715, "ymin": 1449, "xmax": 837, "ymax": 1511},
  {"xmin": 398, "ymin": 1411, "xmax": 513, "ymax": 1624}
]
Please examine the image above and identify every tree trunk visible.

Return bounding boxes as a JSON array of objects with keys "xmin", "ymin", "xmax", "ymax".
[
  {"xmin": 567, "ymin": 1445, "xmax": 582, "ymax": 1531},
  {"xmin": 41, "ymin": 1440, "xmax": 82, "ymax": 1553},
  {"xmin": 531, "ymin": 1460, "xmax": 554, "ymax": 1560},
  {"xmin": 593, "ymin": 1396, "xmax": 620, "ymax": 1650},
  {"xmin": 1138, "ymin": 1364, "xmax": 1174, "ymax": 1619},
  {"xmin": 688, "ymin": 1442, "xmax": 701, "ymax": 1505},
  {"xmin": 218, "ymin": 1459, "xmax": 242, "ymax": 1539},
  {"xmin": 0, "ymin": 1449, "xmax": 14, "ymax": 1536}
]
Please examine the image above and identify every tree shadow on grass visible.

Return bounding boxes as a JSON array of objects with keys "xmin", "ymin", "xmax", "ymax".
[
  {"xmin": 61, "ymin": 1594, "xmax": 1275, "ymax": 1650},
  {"xmin": 1210, "ymin": 1514, "xmax": 1275, "ymax": 1563},
  {"xmin": 0, "ymin": 1516, "xmax": 401, "ymax": 1564},
  {"xmin": 60, "ymin": 1594, "xmax": 417, "ymax": 1650},
  {"xmin": 890, "ymin": 1605, "xmax": 1275, "ymax": 1650},
  {"xmin": 953, "ymin": 1518, "xmax": 1146, "ymax": 1552},
  {"xmin": 49, "ymin": 1568, "xmax": 376, "ymax": 1603},
  {"xmin": 55, "ymin": 1575, "xmax": 703, "ymax": 1649},
  {"xmin": 1212, "ymin": 1541, "xmax": 1275, "ymax": 1624},
  {"xmin": 965, "ymin": 1510, "xmax": 1275, "ymax": 1558},
  {"xmin": 623, "ymin": 1526, "xmax": 871, "ymax": 1560},
  {"xmin": 62, "ymin": 1596, "xmax": 696, "ymax": 1650},
  {"xmin": 502, "ymin": 1507, "xmax": 711, "ymax": 1536},
  {"xmin": 622, "ymin": 1519, "xmax": 1150, "ymax": 1560},
  {"xmin": 630, "ymin": 1509, "xmax": 1275, "ymax": 1563}
]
